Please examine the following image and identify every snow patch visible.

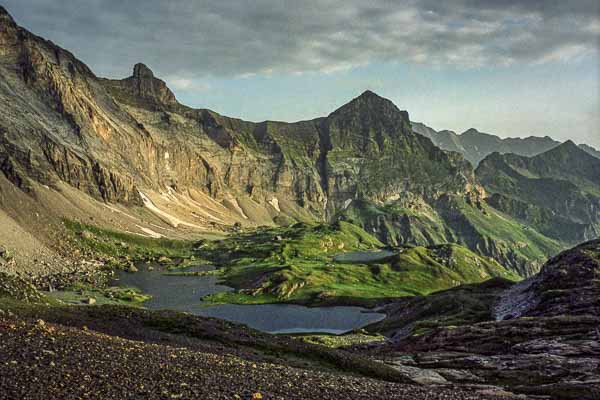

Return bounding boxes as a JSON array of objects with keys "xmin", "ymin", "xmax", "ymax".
[
  {"xmin": 268, "ymin": 197, "xmax": 281, "ymax": 212},
  {"xmin": 177, "ymin": 193, "xmax": 224, "ymax": 223},
  {"xmin": 103, "ymin": 204, "xmax": 139, "ymax": 221},
  {"xmin": 136, "ymin": 225, "xmax": 163, "ymax": 238},
  {"xmin": 138, "ymin": 190, "xmax": 204, "ymax": 229},
  {"xmin": 229, "ymin": 197, "xmax": 249, "ymax": 219}
]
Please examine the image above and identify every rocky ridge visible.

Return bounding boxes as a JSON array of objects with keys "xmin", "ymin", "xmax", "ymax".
[{"xmin": 476, "ymin": 141, "xmax": 600, "ymax": 244}]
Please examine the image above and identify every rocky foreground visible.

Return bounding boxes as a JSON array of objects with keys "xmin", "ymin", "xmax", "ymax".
[{"xmin": 0, "ymin": 313, "xmax": 519, "ymax": 400}]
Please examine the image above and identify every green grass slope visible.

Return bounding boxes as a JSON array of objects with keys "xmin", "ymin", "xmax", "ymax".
[
  {"xmin": 337, "ymin": 194, "xmax": 563, "ymax": 277},
  {"xmin": 198, "ymin": 221, "xmax": 519, "ymax": 306}
]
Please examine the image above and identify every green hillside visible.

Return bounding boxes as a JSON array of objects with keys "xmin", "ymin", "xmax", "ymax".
[{"xmin": 197, "ymin": 221, "xmax": 519, "ymax": 306}]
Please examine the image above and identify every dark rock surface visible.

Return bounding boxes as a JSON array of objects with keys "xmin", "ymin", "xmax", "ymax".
[{"xmin": 360, "ymin": 240, "xmax": 600, "ymax": 399}]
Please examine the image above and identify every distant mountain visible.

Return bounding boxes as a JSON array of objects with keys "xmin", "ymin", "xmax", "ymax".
[
  {"xmin": 476, "ymin": 141, "xmax": 600, "ymax": 244},
  {"xmin": 579, "ymin": 143, "xmax": 600, "ymax": 159},
  {"xmin": 412, "ymin": 122, "xmax": 600, "ymax": 166}
]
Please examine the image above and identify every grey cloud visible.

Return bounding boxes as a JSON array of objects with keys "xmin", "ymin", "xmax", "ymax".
[{"xmin": 2, "ymin": 0, "xmax": 599, "ymax": 78}]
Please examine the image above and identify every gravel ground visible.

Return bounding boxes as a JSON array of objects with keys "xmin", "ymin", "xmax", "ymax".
[{"xmin": 0, "ymin": 316, "xmax": 518, "ymax": 400}]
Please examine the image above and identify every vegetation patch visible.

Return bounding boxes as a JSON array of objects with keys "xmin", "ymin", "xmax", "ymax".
[
  {"xmin": 48, "ymin": 283, "xmax": 151, "ymax": 307},
  {"xmin": 198, "ymin": 221, "xmax": 520, "ymax": 307},
  {"xmin": 298, "ymin": 331, "xmax": 386, "ymax": 348},
  {"xmin": 65, "ymin": 220, "xmax": 196, "ymax": 261}
]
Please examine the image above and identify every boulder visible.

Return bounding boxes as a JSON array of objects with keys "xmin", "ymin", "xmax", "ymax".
[
  {"xmin": 127, "ymin": 265, "xmax": 139, "ymax": 273},
  {"xmin": 83, "ymin": 298, "xmax": 96, "ymax": 305},
  {"xmin": 80, "ymin": 231, "xmax": 94, "ymax": 240}
]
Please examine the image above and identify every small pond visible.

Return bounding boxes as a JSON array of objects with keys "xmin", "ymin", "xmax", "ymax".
[
  {"xmin": 114, "ymin": 264, "xmax": 385, "ymax": 335},
  {"xmin": 333, "ymin": 250, "xmax": 396, "ymax": 264}
]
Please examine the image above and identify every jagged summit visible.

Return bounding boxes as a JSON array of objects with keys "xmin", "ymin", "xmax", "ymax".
[
  {"xmin": 133, "ymin": 63, "xmax": 155, "ymax": 79},
  {"xmin": 330, "ymin": 90, "xmax": 410, "ymax": 124},
  {"xmin": 102, "ymin": 62, "xmax": 178, "ymax": 107},
  {"xmin": 126, "ymin": 62, "xmax": 177, "ymax": 105}
]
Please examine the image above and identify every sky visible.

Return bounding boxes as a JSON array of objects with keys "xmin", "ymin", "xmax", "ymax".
[{"xmin": 3, "ymin": 0, "xmax": 600, "ymax": 147}]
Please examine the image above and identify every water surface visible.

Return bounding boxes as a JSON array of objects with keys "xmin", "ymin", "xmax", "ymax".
[
  {"xmin": 114, "ymin": 264, "xmax": 385, "ymax": 334},
  {"xmin": 333, "ymin": 250, "xmax": 396, "ymax": 264}
]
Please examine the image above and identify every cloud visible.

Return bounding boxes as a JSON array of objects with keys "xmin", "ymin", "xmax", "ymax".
[
  {"xmin": 3, "ymin": 0, "xmax": 599, "ymax": 78},
  {"xmin": 164, "ymin": 77, "xmax": 211, "ymax": 92}
]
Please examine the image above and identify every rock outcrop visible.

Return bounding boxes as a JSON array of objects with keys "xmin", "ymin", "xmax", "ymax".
[{"xmin": 365, "ymin": 239, "xmax": 600, "ymax": 399}]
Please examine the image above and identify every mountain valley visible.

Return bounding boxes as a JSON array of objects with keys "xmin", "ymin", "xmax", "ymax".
[{"xmin": 0, "ymin": 5, "xmax": 599, "ymax": 400}]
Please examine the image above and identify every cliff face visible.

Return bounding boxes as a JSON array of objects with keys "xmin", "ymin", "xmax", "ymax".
[
  {"xmin": 0, "ymin": 7, "xmax": 481, "ymax": 227},
  {"xmin": 0, "ymin": 6, "xmax": 147, "ymax": 204}
]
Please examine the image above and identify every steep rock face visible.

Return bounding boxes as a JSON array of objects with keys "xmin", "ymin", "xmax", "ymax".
[
  {"xmin": 101, "ymin": 62, "xmax": 178, "ymax": 109},
  {"xmin": 476, "ymin": 142, "xmax": 600, "ymax": 244},
  {"xmin": 525, "ymin": 239, "xmax": 600, "ymax": 317},
  {"xmin": 1, "ymin": 7, "xmax": 479, "ymax": 230},
  {"xmin": 100, "ymin": 70, "xmax": 482, "ymax": 222},
  {"xmin": 496, "ymin": 239, "xmax": 600, "ymax": 319},
  {"xmin": 486, "ymin": 193, "xmax": 594, "ymax": 243},
  {"xmin": 319, "ymin": 91, "xmax": 477, "ymax": 216},
  {"xmin": 0, "ymin": 7, "xmax": 151, "ymax": 205}
]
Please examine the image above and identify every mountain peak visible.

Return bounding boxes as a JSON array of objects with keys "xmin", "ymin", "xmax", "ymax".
[
  {"xmin": 133, "ymin": 63, "xmax": 155, "ymax": 79},
  {"xmin": 534, "ymin": 138, "xmax": 595, "ymax": 164},
  {"xmin": 358, "ymin": 90, "xmax": 381, "ymax": 99},
  {"xmin": 332, "ymin": 90, "xmax": 409, "ymax": 122},
  {"xmin": 552, "ymin": 139, "xmax": 581, "ymax": 154},
  {"xmin": 123, "ymin": 63, "xmax": 177, "ymax": 107}
]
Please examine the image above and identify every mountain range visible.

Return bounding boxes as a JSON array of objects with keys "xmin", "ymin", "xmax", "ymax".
[
  {"xmin": 412, "ymin": 122, "xmax": 600, "ymax": 166},
  {"xmin": 1, "ymin": 6, "xmax": 599, "ymax": 278},
  {"xmin": 1, "ymin": 6, "xmax": 599, "ymax": 399}
]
